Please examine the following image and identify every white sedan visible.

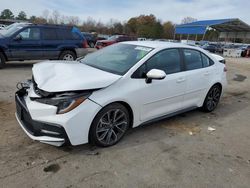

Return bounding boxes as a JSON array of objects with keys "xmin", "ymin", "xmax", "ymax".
[{"xmin": 15, "ymin": 41, "xmax": 227, "ymax": 147}]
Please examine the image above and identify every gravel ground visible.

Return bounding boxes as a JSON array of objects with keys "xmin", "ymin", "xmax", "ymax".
[{"xmin": 0, "ymin": 57, "xmax": 250, "ymax": 188}]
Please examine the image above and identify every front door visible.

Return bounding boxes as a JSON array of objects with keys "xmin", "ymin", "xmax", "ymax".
[
  {"xmin": 131, "ymin": 48, "xmax": 186, "ymax": 122},
  {"xmin": 9, "ymin": 27, "xmax": 42, "ymax": 60}
]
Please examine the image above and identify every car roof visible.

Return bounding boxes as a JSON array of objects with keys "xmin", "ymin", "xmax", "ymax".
[{"xmin": 122, "ymin": 41, "xmax": 200, "ymax": 50}]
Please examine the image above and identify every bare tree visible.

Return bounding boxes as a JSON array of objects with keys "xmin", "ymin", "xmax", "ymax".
[
  {"xmin": 181, "ymin": 17, "xmax": 197, "ymax": 24},
  {"xmin": 42, "ymin": 9, "xmax": 49, "ymax": 22},
  {"xmin": 67, "ymin": 16, "xmax": 80, "ymax": 26},
  {"xmin": 51, "ymin": 10, "xmax": 60, "ymax": 24}
]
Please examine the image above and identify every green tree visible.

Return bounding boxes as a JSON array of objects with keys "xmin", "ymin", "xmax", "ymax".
[
  {"xmin": 0, "ymin": 9, "xmax": 14, "ymax": 19},
  {"xmin": 127, "ymin": 14, "xmax": 163, "ymax": 38},
  {"xmin": 163, "ymin": 21, "xmax": 175, "ymax": 39},
  {"xmin": 29, "ymin": 15, "xmax": 37, "ymax": 23},
  {"xmin": 16, "ymin": 11, "xmax": 27, "ymax": 20}
]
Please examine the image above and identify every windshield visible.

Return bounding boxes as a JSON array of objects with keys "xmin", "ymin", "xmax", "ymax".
[
  {"xmin": 80, "ymin": 43, "xmax": 153, "ymax": 75},
  {"xmin": 2, "ymin": 24, "xmax": 25, "ymax": 37},
  {"xmin": 108, "ymin": 35, "xmax": 119, "ymax": 41}
]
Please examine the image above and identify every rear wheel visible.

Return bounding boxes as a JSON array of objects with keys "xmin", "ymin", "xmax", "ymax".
[
  {"xmin": 202, "ymin": 85, "xmax": 222, "ymax": 112},
  {"xmin": 89, "ymin": 103, "xmax": 130, "ymax": 147},
  {"xmin": 59, "ymin": 50, "xmax": 76, "ymax": 61},
  {"xmin": 0, "ymin": 52, "xmax": 6, "ymax": 69}
]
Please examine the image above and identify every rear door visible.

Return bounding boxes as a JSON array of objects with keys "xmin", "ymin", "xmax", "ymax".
[
  {"xmin": 181, "ymin": 49, "xmax": 213, "ymax": 108},
  {"xmin": 9, "ymin": 27, "xmax": 42, "ymax": 60},
  {"xmin": 41, "ymin": 28, "xmax": 61, "ymax": 59}
]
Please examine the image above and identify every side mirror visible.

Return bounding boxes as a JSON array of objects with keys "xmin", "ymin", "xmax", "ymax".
[
  {"xmin": 146, "ymin": 69, "xmax": 166, "ymax": 84},
  {"xmin": 14, "ymin": 35, "xmax": 22, "ymax": 41}
]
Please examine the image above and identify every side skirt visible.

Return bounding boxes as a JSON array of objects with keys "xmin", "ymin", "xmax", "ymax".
[{"xmin": 139, "ymin": 106, "xmax": 197, "ymax": 127}]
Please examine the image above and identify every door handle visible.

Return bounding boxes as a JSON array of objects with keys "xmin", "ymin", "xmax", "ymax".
[{"xmin": 176, "ymin": 78, "xmax": 186, "ymax": 83}]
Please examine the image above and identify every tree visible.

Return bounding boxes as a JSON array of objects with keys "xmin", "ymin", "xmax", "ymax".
[
  {"xmin": 16, "ymin": 11, "xmax": 27, "ymax": 20},
  {"xmin": 29, "ymin": 15, "xmax": 37, "ymax": 22},
  {"xmin": 113, "ymin": 22, "xmax": 123, "ymax": 34},
  {"xmin": 0, "ymin": 9, "xmax": 14, "ymax": 19},
  {"xmin": 126, "ymin": 14, "xmax": 163, "ymax": 38},
  {"xmin": 163, "ymin": 21, "xmax": 175, "ymax": 39},
  {"xmin": 181, "ymin": 17, "xmax": 197, "ymax": 24},
  {"xmin": 31, "ymin": 17, "xmax": 47, "ymax": 24}
]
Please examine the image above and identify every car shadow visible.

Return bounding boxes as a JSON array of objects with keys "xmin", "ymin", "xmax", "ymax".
[{"xmin": 5, "ymin": 61, "xmax": 36, "ymax": 69}]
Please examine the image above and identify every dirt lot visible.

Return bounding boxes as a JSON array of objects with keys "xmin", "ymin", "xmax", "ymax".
[{"xmin": 0, "ymin": 58, "xmax": 250, "ymax": 188}]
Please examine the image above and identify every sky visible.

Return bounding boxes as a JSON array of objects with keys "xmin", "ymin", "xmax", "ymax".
[{"xmin": 0, "ymin": 0, "xmax": 250, "ymax": 24}]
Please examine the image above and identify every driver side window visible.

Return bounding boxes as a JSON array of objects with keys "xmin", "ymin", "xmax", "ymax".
[
  {"xmin": 132, "ymin": 49, "xmax": 182, "ymax": 78},
  {"xmin": 17, "ymin": 28, "xmax": 40, "ymax": 40}
]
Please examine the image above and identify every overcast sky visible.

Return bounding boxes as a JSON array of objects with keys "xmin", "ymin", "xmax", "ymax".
[{"xmin": 1, "ymin": 0, "xmax": 250, "ymax": 24}]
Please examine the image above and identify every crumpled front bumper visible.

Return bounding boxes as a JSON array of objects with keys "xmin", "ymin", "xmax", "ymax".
[{"xmin": 15, "ymin": 90, "xmax": 69, "ymax": 146}]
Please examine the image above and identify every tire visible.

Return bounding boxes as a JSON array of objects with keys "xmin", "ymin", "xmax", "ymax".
[
  {"xmin": 88, "ymin": 42, "xmax": 95, "ymax": 48},
  {"xmin": 0, "ymin": 52, "xmax": 6, "ymax": 69},
  {"xmin": 59, "ymin": 50, "xmax": 76, "ymax": 61},
  {"xmin": 202, "ymin": 85, "xmax": 222, "ymax": 112},
  {"xmin": 89, "ymin": 103, "xmax": 130, "ymax": 147}
]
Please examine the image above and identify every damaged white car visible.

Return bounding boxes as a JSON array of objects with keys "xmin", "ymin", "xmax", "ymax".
[{"xmin": 15, "ymin": 41, "xmax": 227, "ymax": 147}]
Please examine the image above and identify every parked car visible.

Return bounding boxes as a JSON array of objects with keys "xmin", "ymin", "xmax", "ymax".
[
  {"xmin": 0, "ymin": 24, "xmax": 88, "ymax": 68},
  {"xmin": 95, "ymin": 35, "xmax": 136, "ymax": 49},
  {"xmin": 15, "ymin": 41, "xmax": 227, "ymax": 147},
  {"xmin": 241, "ymin": 45, "xmax": 250, "ymax": 57},
  {"xmin": 0, "ymin": 24, "xmax": 6, "ymax": 30},
  {"xmin": 202, "ymin": 43, "xmax": 223, "ymax": 53},
  {"xmin": 81, "ymin": 32, "xmax": 97, "ymax": 48}
]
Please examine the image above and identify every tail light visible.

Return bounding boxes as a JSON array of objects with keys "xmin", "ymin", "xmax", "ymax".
[
  {"xmin": 224, "ymin": 67, "xmax": 227, "ymax": 72},
  {"xmin": 82, "ymin": 39, "xmax": 88, "ymax": 48}
]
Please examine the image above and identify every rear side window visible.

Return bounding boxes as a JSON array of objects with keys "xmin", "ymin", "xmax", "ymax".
[
  {"xmin": 146, "ymin": 49, "xmax": 181, "ymax": 74},
  {"xmin": 58, "ymin": 29, "xmax": 80, "ymax": 40},
  {"xmin": 43, "ymin": 28, "xmax": 57, "ymax": 40},
  {"xmin": 183, "ymin": 49, "xmax": 203, "ymax": 70},
  {"xmin": 201, "ymin": 53, "xmax": 215, "ymax": 67},
  {"xmin": 201, "ymin": 53, "xmax": 210, "ymax": 67}
]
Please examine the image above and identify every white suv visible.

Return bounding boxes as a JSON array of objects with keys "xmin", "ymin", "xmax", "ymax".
[{"xmin": 15, "ymin": 41, "xmax": 227, "ymax": 147}]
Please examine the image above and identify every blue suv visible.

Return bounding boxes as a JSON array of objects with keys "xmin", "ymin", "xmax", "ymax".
[{"xmin": 0, "ymin": 23, "xmax": 88, "ymax": 68}]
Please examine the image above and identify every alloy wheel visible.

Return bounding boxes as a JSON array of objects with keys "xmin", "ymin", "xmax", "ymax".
[
  {"xmin": 63, "ymin": 54, "xmax": 74, "ymax": 61},
  {"xmin": 206, "ymin": 86, "xmax": 221, "ymax": 111},
  {"xmin": 96, "ymin": 109, "xmax": 128, "ymax": 145}
]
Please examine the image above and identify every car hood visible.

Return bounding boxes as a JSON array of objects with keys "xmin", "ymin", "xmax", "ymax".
[{"xmin": 32, "ymin": 61, "xmax": 121, "ymax": 92}]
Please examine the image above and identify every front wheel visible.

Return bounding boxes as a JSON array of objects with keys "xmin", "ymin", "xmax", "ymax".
[
  {"xmin": 202, "ymin": 85, "xmax": 222, "ymax": 112},
  {"xmin": 59, "ymin": 50, "xmax": 76, "ymax": 61},
  {"xmin": 89, "ymin": 103, "xmax": 130, "ymax": 147}
]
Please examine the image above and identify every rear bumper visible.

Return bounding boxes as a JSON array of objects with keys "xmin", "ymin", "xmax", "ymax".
[{"xmin": 15, "ymin": 92, "xmax": 69, "ymax": 146}]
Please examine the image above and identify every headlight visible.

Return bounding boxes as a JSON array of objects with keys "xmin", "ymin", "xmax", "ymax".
[
  {"xmin": 34, "ymin": 92, "xmax": 91, "ymax": 114},
  {"xmin": 56, "ymin": 96, "xmax": 86, "ymax": 114}
]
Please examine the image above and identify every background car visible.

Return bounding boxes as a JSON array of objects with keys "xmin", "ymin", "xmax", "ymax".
[
  {"xmin": 81, "ymin": 32, "xmax": 97, "ymax": 48},
  {"xmin": 0, "ymin": 24, "xmax": 88, "ymax": 68},
  {"xmin": 95, "ymin": 35, "xmax": 136, "ymax": 49},
  {"xmin": 202, "ymin": 43, "xmax": 224, "ymax": 53},
  {"xmin": 0, "ymin": 24, "xmax": 6, "ymax": 30},
  {"xmin": 15, "ymin": 41, "xmax": 227, "ymax": 147}
]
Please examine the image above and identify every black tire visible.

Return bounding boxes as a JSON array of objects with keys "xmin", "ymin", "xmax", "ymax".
[
  {"xmin": 0, "ymin": 52, "xmax": 6, "ymax": 69},
  {"xmin": 59, "ymin": 50, "xmax": 76, "ymax": 61},
  {"xmin": 202, "ymin": 85, "xmax": 222, "ymax": 112},
  {"xmin": 89, "ymin": 42, "xmax": 95, "ymax": 48},
  {"xmin": 89, "ymin": 103, "xmax": 130, "ymax": 147}
]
